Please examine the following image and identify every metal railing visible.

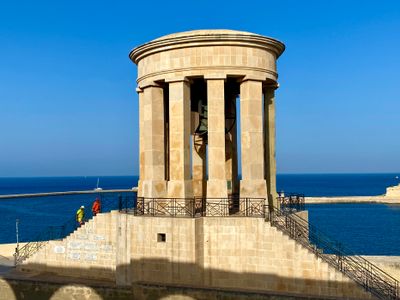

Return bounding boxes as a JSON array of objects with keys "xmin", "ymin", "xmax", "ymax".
[
  {"xmin": 270, "ymin": 207, "xmax": 399, "ymax": 300},
  {"xmin": 134, "ymin": 197, "xmax": 268, "ymax": 218},
  {"xmin": 13, "ymin": 191, "xmax": 136, "ymax": 265},
  {"xmin": 278, "ymin": 193, "xmax": 305, "ymax": 212}
]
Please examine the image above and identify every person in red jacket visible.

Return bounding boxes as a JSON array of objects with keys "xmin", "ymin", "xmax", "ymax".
[{"xmin": 92, "ymin": 197, "xmax": 101, "ymax": 216}]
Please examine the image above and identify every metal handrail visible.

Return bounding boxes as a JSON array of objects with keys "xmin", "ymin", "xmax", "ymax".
[
  {"xmin": 134, "ymin": 197, "xmax": 268, "ymax": 218},
  {"xmin": 278, "ymin": 193, "xmax": 305, "ymax": 212},
  {"xmin": 270, "ymin": 208, "xmax": 399, "ymax": 300}
]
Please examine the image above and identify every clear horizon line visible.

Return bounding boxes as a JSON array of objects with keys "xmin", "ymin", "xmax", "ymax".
[{"xmin": 1, "ymin": 171, "xmax": 400, "ymax": 178}]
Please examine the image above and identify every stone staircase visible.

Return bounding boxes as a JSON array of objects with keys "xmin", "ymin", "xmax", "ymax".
[
  {"xmin": 270, "ymin": 209, "xmax": 399, "ymax": 300},
  {"xmin": 18, "ymin": 211, "xmax": 119, "ymax": 281}
]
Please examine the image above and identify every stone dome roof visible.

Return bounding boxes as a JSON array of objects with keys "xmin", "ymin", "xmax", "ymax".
[{"xmin": 153, "ymin": 29, "xmax": 264, "ymax": 41}]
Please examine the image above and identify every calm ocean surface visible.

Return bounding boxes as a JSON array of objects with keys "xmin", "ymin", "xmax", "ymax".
[{"xmin": 0, "ymin": 174, "xmax": 399, "ymax": 255}]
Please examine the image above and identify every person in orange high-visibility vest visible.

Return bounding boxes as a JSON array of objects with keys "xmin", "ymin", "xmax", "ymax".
[{"xmin": 92, "ymin": 197, "xmax": 101, "ymax": 216}]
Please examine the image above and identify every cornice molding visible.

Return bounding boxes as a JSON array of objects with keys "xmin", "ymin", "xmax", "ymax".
[{"xmin": 130, "ymin": 31, "xmax": 285, "ymax": 64}]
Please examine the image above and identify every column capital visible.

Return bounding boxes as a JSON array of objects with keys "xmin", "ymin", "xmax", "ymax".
[
  {"xmin": 136, "ymin": 87, "xmax": 143, "ymax": 93},
  {"xmin": 165, "ymin": 76, "xmax": 191, "ymax": 84},
  {"xmin": 241, "ymin": 74, "xmax": 267, "ymax": 83},
  {"xmin": 264, "ymin": 83, "xmax": 279, "ymax": 90},
  {"xmin": 138, "ymin": 80, "xmax": 163, "ymax": 90},
  {"xmin": 204, "ymin": 74, "xmax": 226, "ymax": 80}
]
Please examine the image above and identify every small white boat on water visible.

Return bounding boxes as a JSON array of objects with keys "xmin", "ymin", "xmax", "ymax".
[{"xmin": 94, "ymin": 178, "xmax": 103, "ymax": 191}]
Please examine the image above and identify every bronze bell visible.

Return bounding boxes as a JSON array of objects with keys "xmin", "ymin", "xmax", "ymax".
[{"xmin": 196, "ymin": 103, "xmax": 208, "ymax": 136}]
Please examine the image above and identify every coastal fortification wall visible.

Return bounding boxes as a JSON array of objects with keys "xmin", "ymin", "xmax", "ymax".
[{"xmin": 18, "ymin": 212, "xmax": 373, "ymax": 299}]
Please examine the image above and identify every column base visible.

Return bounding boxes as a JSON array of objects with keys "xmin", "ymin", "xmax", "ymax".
[
  {"xmin": 140, "ymin": 180, "xmax": 167, "ymax": 198},
  {"xmin": 192, "ymin": 179, "xmax": 206, "ymax": 198},
  {"xmin": 206, "ymin": 179, "xmax": 228, "ymax": 198},
  {"xmin": 268, "ymin": 191, "xmax": 279, "ymax": 208},
  {"xmin": 240, "ymin": 179, "xmax": 268, "ymax": 199},
  {"xmin": 230, "ymin": 178, "xmax": 239, "ymax": 195},
  {"xmin": 167, "ymin": 180, "xmax": 194, "ymax": 198},
  {"xmin": 137, "ymin": 180, "xmax": 144, "ymax": 197},
  {"xmin": 206, "ymin": 180, "xmax": 228, "ymax": 216}
]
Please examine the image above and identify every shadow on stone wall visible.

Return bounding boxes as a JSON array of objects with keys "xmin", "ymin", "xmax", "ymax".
[{"xmin": 0, "ymin": 258, "xmax": 372, "ymax": 300}]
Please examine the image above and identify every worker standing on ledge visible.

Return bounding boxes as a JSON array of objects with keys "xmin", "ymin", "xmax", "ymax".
[
  {"xmin": 92, "ymin": 197, "xmax": 101, "ymax": 216},
  {"xmin": 76, "ymin": 205, "xmax": 85, "ymax": 226}
]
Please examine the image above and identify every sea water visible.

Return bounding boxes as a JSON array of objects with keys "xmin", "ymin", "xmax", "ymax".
[{"xmin": 0, "ymin": 174, "xmax": 399, "ymax": 255}]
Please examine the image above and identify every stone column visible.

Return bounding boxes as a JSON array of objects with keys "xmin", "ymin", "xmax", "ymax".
[
  {"xmin": 137, "ymin": 88, "xmax": 145, "ymax": 197},
  {"xmin": 239, "ymin": 78, "xmax": 268, "ymax": 199},
  {"xmin": 264, "ymin": 86, "xmax": 278, "ymax": 208},
  {"xmin": 225, "ymin": 95, "xmax": 238, "ymax": 195},
  {"xmin": 140, "ymin": 83, "xmax": 167, "ymax": 198},
  {"xmin": 206, "ymin": 77, "xmax": 228, "ymax": 199},
  {"xmin": 192, "ymin": 136, "xmax": 206, "ymax": 197},
  {"xmin": 167, "ymin": 78, "xmax": 193, "ymax": 198}
]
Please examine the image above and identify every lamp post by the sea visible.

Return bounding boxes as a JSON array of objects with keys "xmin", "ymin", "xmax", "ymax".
[{"xmin": 14, "ymin": 218, "xmax": 19, "ymax": 266}]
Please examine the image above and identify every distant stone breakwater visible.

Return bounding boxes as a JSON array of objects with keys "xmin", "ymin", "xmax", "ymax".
[
  {"xmin": 306, "ymin": 183, "xmax": 400, "ymax": 204},
  {"xmin": 305, "ymin": 195, "xmax": 400, "ymax": 204}
]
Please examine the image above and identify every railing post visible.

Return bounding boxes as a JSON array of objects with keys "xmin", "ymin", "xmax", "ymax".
[
  {"xmin": 118, "ymin": 195, "xmax": 122, "ymax": 212},
  {"xmin": 14, "ymin": 247, "xmax": 18, "ymax": 266}
]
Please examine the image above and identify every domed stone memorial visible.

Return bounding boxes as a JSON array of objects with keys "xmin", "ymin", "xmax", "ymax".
[
  {"xmin": 130, "ymin": 30, "xmax": 284, "ymax": 207},
  {"xmin": 14, "ymin": 30, "xmax": 383, "ymax": 300}
]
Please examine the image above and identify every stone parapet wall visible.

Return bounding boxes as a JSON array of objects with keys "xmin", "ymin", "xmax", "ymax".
[
  {"xmin": 0, "ymin": 278, "xmax": 132, "ymax": 300},
  {"xmin": 0, "ymin": 278, "xmax": 369, "ymax": 300}
]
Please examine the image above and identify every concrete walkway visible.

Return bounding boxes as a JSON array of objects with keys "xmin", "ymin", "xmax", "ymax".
[
  {"xmin": 0, "ymin": 243, "xmax": 25, "ymax": 276},
  {"xmin": 0, "ymin": 255, "xmax": 14, "ymax": 276}
]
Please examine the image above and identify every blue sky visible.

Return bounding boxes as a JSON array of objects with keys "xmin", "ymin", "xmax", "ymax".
[{"xmin": 0, "ymin": 0, "xmax": 399, "ymax": 176}]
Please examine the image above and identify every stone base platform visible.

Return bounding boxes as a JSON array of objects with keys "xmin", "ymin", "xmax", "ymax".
[{"xmin": 6, "ymin": 211, "xmax": 374, "ymax": 300}]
